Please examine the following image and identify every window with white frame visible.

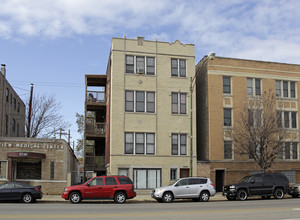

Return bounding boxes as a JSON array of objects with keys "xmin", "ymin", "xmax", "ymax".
[
  {"xmin": 170, "ymin": 168, "xmax": 177, "ymax": 181},
  {"xmin": 278, "ymin": 142, "xmax": 298, "ymax": 160},
  {"xmin": 126, "ymin": 55, "xmax": 155, "ymax": 75},
  {"xmin": 224, "ymin": 141, "xmax": 233, "ymax": 159},
  {"xmin": 171, "ymin": 92, "xmax": 186, "ymax": 114},
  {"xmin": 125, "ymin": 91, "xmax": 155, "ymax": 113},
  {"xmin": 276, "ymin": 80, "xmax": 296, "ymax": 98},
  {"xmin": 125, "ymin": 132, "xmax": 155, "ymax": 155},
  {"xmin": 223, "ymin": 76, "xmax": 231, "ymax": 94},
  {"xmin": 118, "ymin": 168, "xmax": 129, "ymax": 176},
  {"xmin": 171, "ymin": 134, "xmax": 187, "ymax": 155},
  {"xmin": 171, "ymin": 59, "xmax": 186, "ymax": 77},
  {"xmin": 224, "ymin": 108, "xmax": 232, "ymax": 126},
  {"xmin": 248, "ymin": 109, "xmax": 262, "ymax": 127},
  {"xmin": 277, "ymin": 111, "xmax": 297, "ymax": 129},
  {"xmin": 247, "ymin": 78, "xmax": 261, "ymax": 96},
  {"xmin": 0, "ymin": 161, "xmax": 8, "ymax": 179},
  {"xmin": 133, "ymin": 168, "xmax": 161, "ymax": 189}
]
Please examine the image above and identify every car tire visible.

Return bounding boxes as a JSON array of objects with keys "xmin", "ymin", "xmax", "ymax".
[
  {"xmin": 162, "ymin": 192, "xmax": 174, "ymax": 203},
  {"xmin": 114, "ymin": 192, "xmax": 127, "ymax": 204},
  {"xmin": 237, "ymin": 189, "xmax": 248, "ymax": 201},
  {"xmin": 69, "ymin": 192, "xmax": 82, "ymax": 204},
  {"xmin": 274, "ymin": 188, "xmax": 284, "ymax": 199},
  {"xmin": 22, "ymin": 193, "xmax": 33, "ymax": 203},
  {"xmin": 226, "ymin": 196, "xmax": 236, "ymax": 201},
  {"xmin": 200, "ymin": 191, "xmax": 210, "ymax": 202}
]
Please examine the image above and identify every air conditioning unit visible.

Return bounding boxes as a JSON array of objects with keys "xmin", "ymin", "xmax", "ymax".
[{"xmin": 137, "ymin": 69, "xmax": 144, "ymax": 74}]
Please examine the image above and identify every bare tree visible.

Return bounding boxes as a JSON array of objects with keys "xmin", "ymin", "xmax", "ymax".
[
  {"xmin": 75, "ymin": 113, "xmax": 84, "ymax": 157},
  {"xmin": 231, "ymin": 90, "xmax": 287, "ymax": 172},
  {"xmin": 25, "ymin": 94, "xmax": 70, "ymax": 138}
]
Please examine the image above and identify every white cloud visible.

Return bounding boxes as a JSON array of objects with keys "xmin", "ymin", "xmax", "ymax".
[{"xmin": 1, "ymin": 0, "xmax": 300, "ymax": 63}]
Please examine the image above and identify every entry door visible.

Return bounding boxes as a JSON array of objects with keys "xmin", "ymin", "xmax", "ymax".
[
  {"xmin": 180, "ymin": 169, "xmax": 189, "ymax": 178},
  {"xmin": 215, "ymin": 170, "xmax": 225, "ymax": 192}
]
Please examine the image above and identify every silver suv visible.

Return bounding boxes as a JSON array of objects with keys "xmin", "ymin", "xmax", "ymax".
[{"xmin": 151, "ymin": 177, "xmax": 216, "ymax": 203}]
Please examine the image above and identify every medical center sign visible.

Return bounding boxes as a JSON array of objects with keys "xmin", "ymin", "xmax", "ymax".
[{"xmin": 0, "ymin": 142, "xmax": 64, "ymax": 150}]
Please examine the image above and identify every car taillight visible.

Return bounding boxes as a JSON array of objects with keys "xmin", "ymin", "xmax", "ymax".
[
  {"xmin": 211, "ymin": 183, "xmax": 215, "ymax": 187},
  {"xmin": 34, "ymin": 187, "xmax": 39, "ymax": 192}
]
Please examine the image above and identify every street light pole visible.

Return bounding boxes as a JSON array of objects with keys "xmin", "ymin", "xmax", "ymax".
[{"xmin": 189, "ymin": 53, "xmax": 215, "ymax": 177}]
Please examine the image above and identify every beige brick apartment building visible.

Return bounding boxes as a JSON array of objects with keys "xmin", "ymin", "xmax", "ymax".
[
  {"xmin": 196, "ymin": 56, "xmax": 300, "ymax": 191},
  {"xmin": 84, "ymin": 36, "xmax": 197, "ymax": 188}
]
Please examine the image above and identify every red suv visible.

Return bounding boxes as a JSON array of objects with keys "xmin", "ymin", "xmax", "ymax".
[{"xmin": 62, "ymin": 176, "xmax": 136, "ymax": 204}]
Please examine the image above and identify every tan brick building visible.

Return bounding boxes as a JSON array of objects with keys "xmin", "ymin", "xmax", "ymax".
[
  {"xmin": 84, "ymin": 36, "xmax": 197, "ymax": 188},
  {"xmin": 0, "ymin": 137, "xmax": 79, "ymax": 194},
  {"xmin": 196, "ymin": 56, "xmax": 300, "ymax": 191}
]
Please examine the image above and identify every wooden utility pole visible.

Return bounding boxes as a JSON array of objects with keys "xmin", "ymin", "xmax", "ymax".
[{"xmin": 27, "ymin": 84, "xmax": 33, "ymax": 138}]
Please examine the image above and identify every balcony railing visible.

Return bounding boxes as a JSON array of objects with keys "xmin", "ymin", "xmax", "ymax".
[
  {"xmin": 86, "ymin": 91, "xmax": 106, "ymax": 104},
  {"xmin": 85, "ymin": 156, "xmax": 105, "ymax": 170},
  {"xmin": 86, "ymin": 123, "xmax": 106, "ymax": 136}
]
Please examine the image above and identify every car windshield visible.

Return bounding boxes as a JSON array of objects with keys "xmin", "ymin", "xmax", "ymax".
[
  {"xmin": 239, "ymin": 176, "xmax": 251, "ymax": 183},
  {"xmin": 168, "ymin": 180, "xmax": 178, "ymax": 186}
]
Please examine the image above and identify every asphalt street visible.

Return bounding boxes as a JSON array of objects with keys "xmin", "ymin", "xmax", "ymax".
[{"xmin": 0, "ymin": 198, "xmax": 300, "ymax": 220}]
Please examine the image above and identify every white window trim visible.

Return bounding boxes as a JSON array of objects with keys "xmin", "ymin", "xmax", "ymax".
[
  {"xmin": 126, "ymin": 55, "xmax": 156, "ymax": 75},
  {"xmin": 0, "ymin": 160, "xmax": 8, "ymax": 180},
  {"xmin": 171, "ymin": 58, "xmax": 186, "ymax": 77},
  {"xmin": 247, "ymin": 78, "xmax": 261, "ymax": 96},
  {"xmin": 171, "ymin": 133, "xmax": 187, "ymax": 155},
  {"xmin": 276, "ymin": 80, "xmax": 297, "ymax": 99},
  {"xmin": 171, "ymin": 92, "xmax": 187, "ymax": 115},
  {"xmin": 125, "ymin": 91, "xmax": 156, "ymax": 113},
  {"xmin": 125, "ymin": 132, "xmax": 156, "ymax": 155}
]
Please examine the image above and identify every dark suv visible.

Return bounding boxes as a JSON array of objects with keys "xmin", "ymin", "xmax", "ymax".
[
  {"xmin": 223, "ymin": 173, "xmax": 289, "ymax": 201},
  {"xmin": 62, "ymin": 176, "xmax": 136, "ymax": 204}
]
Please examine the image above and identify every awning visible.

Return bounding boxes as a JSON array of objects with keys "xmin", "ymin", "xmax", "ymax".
[{"xmin": 7, "ymin": 152, "xmax": 46, "ymax": 159}]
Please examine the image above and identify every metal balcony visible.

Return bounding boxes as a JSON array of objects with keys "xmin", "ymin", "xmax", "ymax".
[
  {"xmin": 85, "ymin": 123, "xmax": 106, "ymax": 136},
  {"xmin": 85, "ymin": 156, "xmax": 105, "ymax": 170}
]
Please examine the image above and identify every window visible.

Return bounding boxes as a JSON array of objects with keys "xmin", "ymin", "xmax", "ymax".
[
  {"xmin": 278, "ymin": 142, "xmax": 298, "ymax": 160},
  {"xmin": 105, "ymin": 177, "xmax": 117, "ymax": 185},
  {"xmin": 13, "ymin": 98, "xmax": 16, "ymax": 109},
  {"xmin": 118, "ymin": 168, "xmax": 129, "ymax": 177},
  {"xmin": 126, "ymin": 55, "xmax": 155, "ymax": 75},
  {"xmin": 224, "ymin": 141, "xmax": 233, "ymax": 159},
  {"xmin": 171, "ymin": 134, "xmax": 187, "ymax": 155},
  {"xmin": 276, "ymin": 80, "xmax": 296, "ymax": 98},
  {"xmin": 5, "ymin": 88, "xmax": 9, "ymax": 102},
  {"xmin": 171, "ymin": 93, "xmax": 186, "ymax": 114},
  {"xmin": 223, "ymin": 76, "xmax": 231, "ymax": 94},
  {"xmin": 224, "ymin": 108, "xmax": 232, "ymax": 126},
  {"xmin": 11, "ymin": 119, "xmax": 15, "ymax": 133},
  {"xmin": 17, "ymin": 102, "xmax": 20, "ymax": 113},
  {"xmin": 125, "ymin": 91, "xmax": 155, "ymax": 113},
  {"xmin": 279, "ymin": 111, "xmax": 297, "ymax": 129},
  {"xmin": 16, "ymin": 162, "xmax": 41, "ymax": 180},
  {"xmin": 247, "ymin": 78, "xmax": 261, "ymax": 96},
  {"xmin": 134, "ymin": 168, "xmax": 161, "ymax": 189},
  {"xmin": 171, "ymin": 59, "xmax": 186, "ymax": 77},
  {"xmin": 89, "ymin": 177, "xmax": 103, "ymax": 186},
  {"xmin": 125, "ymin": 132, "xmax": 155, "ymax": 155},
  {"xmin": 0, "ymin": 161, "xmax": 8, "ymax": 179},
  {"xmin": 117, "ymin": 176, "xmax": 133, "ymax": 185},
  {"xmin": 5, "ymin": 115, "xmax": 8, "ymax": 135},
  {"xmin": 248, "ymin": 109, "xmax": 262, "ymax": 127},
  {"xmin": 283, "ymin": 171, "xmax": 295, "ymax": 183},
  {"xmin": 170, "ymin": 168, "xmax": 177, "ymax": 181},
  {"xmin": 50, "ymin": 162, "xmax": 54, "ymax": 180}
]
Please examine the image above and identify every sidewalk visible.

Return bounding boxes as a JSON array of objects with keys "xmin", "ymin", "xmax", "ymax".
[{"xmin": 40, "ymin": 192, "xmax": 225, "ymax": 203}]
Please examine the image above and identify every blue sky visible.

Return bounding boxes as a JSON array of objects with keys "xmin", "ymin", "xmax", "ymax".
[{"xmin": 1, "ymin": 0, "xmax": 300, "ymax": 146}]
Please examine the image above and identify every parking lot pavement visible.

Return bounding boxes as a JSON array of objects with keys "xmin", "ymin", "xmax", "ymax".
[{"xmin": 40, "ymin": 192, "xmax": 226, "ymax": 203}]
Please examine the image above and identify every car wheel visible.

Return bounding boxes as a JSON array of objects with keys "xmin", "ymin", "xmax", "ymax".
[
  {"xmin": 114, "ymin": 192, "xmax": 127, "ymax": 204},
  {"xmin": 69, "ymin": 192, "xmax": 82, "ymax": 204},
  {"xmin": 22, "ymin": 193, "xmax": 33, "ymax": 203},
  {"xmin": 292, "ymin": 194, "xmax": 299, "ymax": 198},
  {"xmin": 226, "ymin": 196, "xmax": 236, "ymax": 201},
  {"xmin": 237, "ymin": 189, "xmax": 248, "ymax": 201},
  {"xmin": 274, "ymin": 188, "xmax": 284, "ymax": 199},
  {"xmin": 162, "ymin": 192, "xmax": 174, "ymax": 203},
  {"xmin": 200, "ymin": 191, "xmax": 210, "ymax": 202}
]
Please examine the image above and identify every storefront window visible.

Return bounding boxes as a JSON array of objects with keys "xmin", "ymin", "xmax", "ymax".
[
  {"xmin": 16, "ymin": 162, "xmax": 41, "ymax": 180},
  {"xmin": 133, "ymin": 168, "xmax": 161, "ymax": 189},
  {"xmin": 0, "ymin": 161, "xmax": 8, "ymax": 179}
]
